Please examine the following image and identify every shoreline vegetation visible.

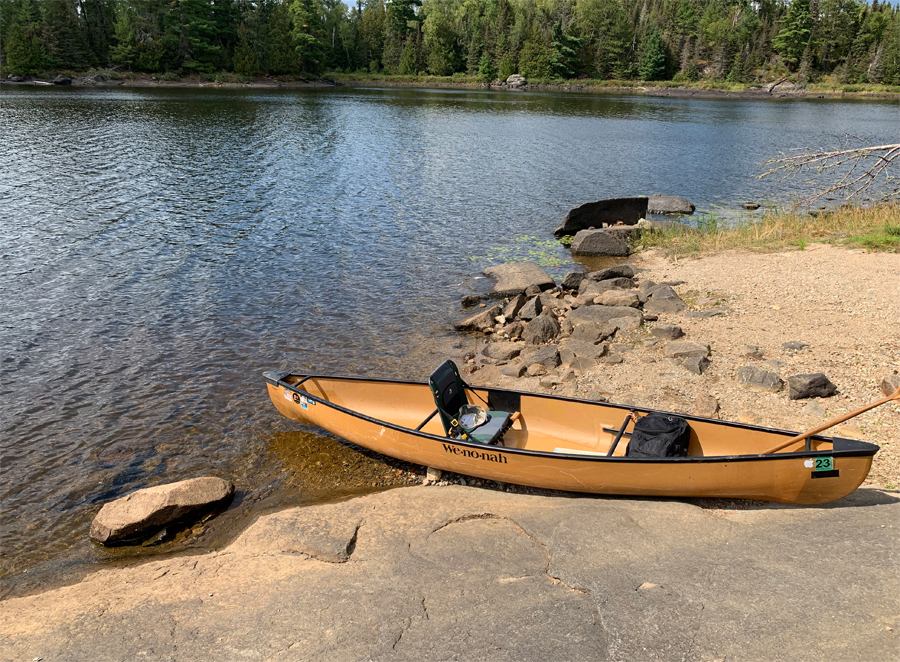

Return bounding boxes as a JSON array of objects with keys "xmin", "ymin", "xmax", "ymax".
[
  {"xmin": 3, "ymin": 70, "xmax": 899, "ymax": 100},
  {"xmin": 636, "ymin": 203, "xmax": 900, "ymax": 256}
]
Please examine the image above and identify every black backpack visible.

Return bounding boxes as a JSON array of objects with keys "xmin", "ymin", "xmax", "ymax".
[{"xmin": 624, "ymin": 413, "xmax": 691, "ymax": 458}]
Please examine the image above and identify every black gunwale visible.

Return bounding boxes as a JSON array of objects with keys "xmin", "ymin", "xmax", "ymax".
[{"xmin": 264, "ymin": 371, "xmax": 879, "ymax": 463}]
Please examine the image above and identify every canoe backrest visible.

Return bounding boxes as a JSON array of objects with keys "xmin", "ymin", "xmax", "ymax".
[{"xmin": 428, "ymin": 360, "xmax": 469, "ymax": 434}]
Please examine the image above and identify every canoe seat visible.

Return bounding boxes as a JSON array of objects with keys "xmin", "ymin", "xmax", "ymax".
[{"xmin": 428, "ymin": 360, "xmax": 512, "ymax": 445}]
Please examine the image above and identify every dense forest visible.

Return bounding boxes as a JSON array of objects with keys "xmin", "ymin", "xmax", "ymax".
[{"xmin": 1, "ymin": 0, "xmax": 898, "ymax": 84}]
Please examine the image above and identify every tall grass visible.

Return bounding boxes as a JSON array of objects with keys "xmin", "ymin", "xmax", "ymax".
[{"xmin": 637, "ymin": 204, "xmax": 900, "ymax": 256}]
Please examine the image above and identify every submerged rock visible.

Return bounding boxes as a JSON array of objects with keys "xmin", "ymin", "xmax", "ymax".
[
  {"xmin": 647, "ymin": 194, "xmax": 695, "ymax": 215},
  {"xmin": 90, "ymin": 477, "xmax": 234, "ymax": 545},
  {"xmin": 483, "ymin": 262, "xmax": 555, "ymax": 297}
]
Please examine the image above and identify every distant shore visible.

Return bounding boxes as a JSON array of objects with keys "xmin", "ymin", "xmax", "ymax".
[{"xmin": 4, "ymin": 72, "xmax": 898, "ymax": 100}]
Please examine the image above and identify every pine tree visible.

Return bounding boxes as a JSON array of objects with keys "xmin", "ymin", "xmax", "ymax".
[
  {"xmin": 773, "ymin": 0, "xmax": 813, "ymax": 71},
  {"xmin": 639, "ymin": 27, "xmax": 667, "ymax": 79}
]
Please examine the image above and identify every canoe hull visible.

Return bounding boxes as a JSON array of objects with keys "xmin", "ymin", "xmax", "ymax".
[{"xmin": 265, "ymin": 373, "xmax": 877, "ymax": 505}]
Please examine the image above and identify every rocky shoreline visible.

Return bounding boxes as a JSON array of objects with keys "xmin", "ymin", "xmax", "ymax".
[
  {"xmin": 4, "ymin": 73, "xmax": 898, "ymax": 100},
  {"xmin": 451, "ymin": 244, "xmax": 899, "ymax": 487}
]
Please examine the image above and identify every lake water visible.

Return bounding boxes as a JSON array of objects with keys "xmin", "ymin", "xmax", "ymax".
[{"xmin": 1, "ymin": 85, "xmax": 897, "ymax": 596}]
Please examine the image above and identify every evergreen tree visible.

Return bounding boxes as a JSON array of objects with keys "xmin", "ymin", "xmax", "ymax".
[
  {"xmin": 639, "ymin": 27, "xmax": 667, "ymax": 79},
  {"xmin": 773, "ymin": 0, "xmax": 813, "ymax": 70}
]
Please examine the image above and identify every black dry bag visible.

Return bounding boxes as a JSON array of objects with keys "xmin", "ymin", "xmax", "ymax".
[{"xmin": 624, "ymin": 413, "xmax": 691, "ymax": 458}]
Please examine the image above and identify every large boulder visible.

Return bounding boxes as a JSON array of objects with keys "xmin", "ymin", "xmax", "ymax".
[
  {"xmin": 90, "ymin": 477, "xmax": 235, "ymax": 545},
  {"xmin": 506, "ymin": 74, "xmax": 527, "ymax": 89},
  {"xmin": 455, "ymin": 304, "xmax": 502, "ymax": 332},
  {"xmin": 569, "ymin": 305, "xmax": 642, "ymax": 327},
  {"xmin": 483, "ymin": 262, "xmax": 555, "ymax": 297},
  {"xmin": 554, "ymin": 197, "xmax": 649, "ymax": 237},
  {"xmin": 570, "ymin": 228, "xmax": 634, "ymax": 257},
  {"xmin": 647, "ymin": 194, "xmax": 695, "ymax": 215}
]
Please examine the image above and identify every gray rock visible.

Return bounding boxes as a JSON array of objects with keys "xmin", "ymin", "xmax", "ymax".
[
  {"xmin": 644, "ymin": 285, "xmax": 687, "ymax": 314},
  {"xmin": 741, "ymin": 345, "xmax": 764, "ymax": 359},
  {"xmin": 647, "ymin": 194, "xmax": 695, "ymax": 215},
  {"xmin": 559, "ymin": 341, "xmax": 608, "ymax": 366},
  {"xmin": 787, "ymin": 373, "xmax": 837, "ymax": 400},
  {"xmin": 579, "ymin": 278, "xmax": 635, "ymax": 298},
  {"xmin": 663, "ymin": 341, "xmax": 710, "ymax": 359},
  {"xmin": 483, "ymin": 262, "xmax": 555, "ymax": 297},
  {"xmin": 500, "ymin": 362, "xmax": 527, "ymax": 378},
  {"xmin": 880, "ymin": 374, "xmax": 900, "ymax": 397},
  {"xmin": 554, "ymin": 197, "xmax": 649, "ymax": 237},
  {"xmin": 521, "ymin": 346, "xmax": 560, "ymax": 369},
  {"xmin": 742, "ymin": 202, "xmax": 761, "ymax": 210},
  {"xmin": 506, "ymin": 73, "xmax": 527, "ymax": 88},
  {"xmin": 522, "ymin": 316, "xmax": 560, "ymax": 345},
  {"xmin": 503, "ymin": 295, "xmax": 527, "ymax": 320},
  {"xmin": 461, "ymin": 294, "xmax": 481, "ymax": 308},
  {"xmin": 571, "ymin": 322, "xmax": 617, "ymax": 344},
  {"xmin": 570, "ymin": 228, "xmax": 632, "ymax": 257},
  {"xmin": 680, "ymin": 355, "xmax": 710, "ymax": 375},
  {"xmin": 561, "ymin": 271, "xmax": 586, "ymax": 290},
  {"xmin": 524, "ymin": 284, "xmax": 542, "ymax": 297},
  {"xmin": 497, "ymin": 321, "xmax": 524, "ymax": 340},
  {"xmin": 569, "ymin": 357, "xmax": 596, "ymax": 374},
  {"xmin": 596, "ymin": 290, "xmax": 641, "ymax": 308},
  {"xmin": 538, "ymin": 292, "xmax": 564, "ymax": 314},
  {"xmin": 736, "ymin": 366, "xmax": 784, "ymax": 392},
  {"xmin": 454, "ymin": 305, "xmax": 502, "ymax": 332},
  {"xmin": 587, "ymin": 264, "xmax": 636, "ymax": 281},
  {"xmin": 638, "ymin": 279, "xmax": 658, "ymax": 294},
  {"xmin": 685, "ymin": 307, "xmax": 729, "ymax": 319},
  {"xmin": 482, "ymin": 342, "xmax": 523, "ymax": 361},
  {"xmin": 607, "ymin": 316, "xmax": 641, "ymax": 332},
  {"xmin": 651, "ymin": 325, "xmax": 684, "ymax": 340},
  {"xmin": 600, "ymin": 354, "xmax": 624, "ymax": 365},
  {"xmin": 517, "ymin": 296, "xmax": 543, "ymax": 321},
  {"xmin": 527, "ymin": 364, "xmax": 548, "ymax": 376},
  {"xmin": 569, "ymin": 305, "xmax": 642, "ymax": 328},
  {"xmin": 782, "ymin": 341, "xmax": 809, "ymax": 351},
  {"xmin": 52, "ymin": 75, "xmax": 73, "ymax": 85},
  {"xmin": 539, "ymin": 374, "xmax": 563, "ymax": 388},
  {"xmin": 90, "ymin": 477, "xmax": 235, "ymax": 544}
]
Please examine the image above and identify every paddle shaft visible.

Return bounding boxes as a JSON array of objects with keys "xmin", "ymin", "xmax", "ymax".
[{"xmin": 762, "ymin": 385, "xmax": 900, "ymax": 454}]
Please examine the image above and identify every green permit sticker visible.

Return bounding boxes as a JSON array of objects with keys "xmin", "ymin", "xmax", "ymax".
[{"xmin": 813, "ymin": 456, "xmax": 834, "ymax": 472}]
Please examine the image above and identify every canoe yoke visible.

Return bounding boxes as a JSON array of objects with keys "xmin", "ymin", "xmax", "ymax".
[{"xmin": 427, "ymin": 360, "xmax": 515, "ymax": 445}]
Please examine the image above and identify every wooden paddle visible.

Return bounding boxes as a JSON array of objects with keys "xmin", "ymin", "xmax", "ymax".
[{"xmin": 762, "ymin": 384, "xmax": 900, "ymax": 454}]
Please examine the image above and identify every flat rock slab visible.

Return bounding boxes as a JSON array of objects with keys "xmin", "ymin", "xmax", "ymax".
[
  {"xmin": 554, "ymin": 197, "xmax": 649, "ymax": 237},
  {"xmin": 570, "ymin": 228, "xmax": 633, "ymax": 257},
  {"xmin": 483, "ymin": 262, "xmax": 555, "ymax": 297},
  {"xmin": 4, "ymin": 486, "xmax": 898, "ymax": 662},
  {"xmin": 90, "ymin": 477, "xmax": 234, "ymax": 544},
  {"xmin": 569, "ymin": 305, "xmax": 642, "ymax": 327}
]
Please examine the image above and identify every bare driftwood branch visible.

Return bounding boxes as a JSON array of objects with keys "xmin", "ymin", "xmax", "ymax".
[{"xmin": 759, "ymin": 137, "xmax": 900, "ymax": 205}]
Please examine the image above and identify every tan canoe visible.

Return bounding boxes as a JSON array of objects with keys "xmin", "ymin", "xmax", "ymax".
[{"xmin": 263, "ymin": 370, "xmax": 878, "ymax": 504}]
